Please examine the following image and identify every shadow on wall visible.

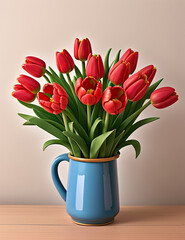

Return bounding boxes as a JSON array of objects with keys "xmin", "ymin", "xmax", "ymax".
[{"xmin": 118, "ymin": 106, "xmax": 185, "ymax": 205}]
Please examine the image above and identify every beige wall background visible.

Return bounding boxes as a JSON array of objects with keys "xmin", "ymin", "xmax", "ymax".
[{"xmin": 1, "ymin": 0, "xmax": 185, "ymax": 205}]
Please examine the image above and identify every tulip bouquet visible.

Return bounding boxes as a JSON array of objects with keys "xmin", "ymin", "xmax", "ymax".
[{"xmin": 12, "ymin": 38, "xmax": 178, "ymax": 159}]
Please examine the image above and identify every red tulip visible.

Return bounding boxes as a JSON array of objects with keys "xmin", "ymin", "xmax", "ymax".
[
  {"xmin": 74, "ymin": 38, "xmax": 92, "ymax": 61},
  {"xmin": 56, "ymin": 49, "xmax": 74, "ymax": 73},
  {"xmin": 120, "ymin": 48, "xmax": 138, "ymax": 74},
  {"xmin": 22, "ymin": 56, "xmax": 46, "ymax": 78},
  {"xmin": 102, "ymin": 86, "xmax": 127, "ymax": 115},
  {"xmin": 38, "ymin": 82, "xmax": 68, "ymax": 114},
  {"xmin": 124, "ymin": 65, "xmax": 156, "ymax": 101},
  {"xmin": 75, "ymin": 77, "xmax": 102, "ymax": 105},
  {"xmin": 12, "ymin": 75, "xmax": 40, "ymax": 103},
  {"xmin": 17, "ymin": 75, "xmax": 40, "ymax": 94},
  {"xmin": 108, "ymin": 60, "xmax": 130, "ymax": 85},
  {"xmin": 12, "ymin": 84, "xmax": 36, "ymax": 103},
  {"xmin": 150, "ymin": 87, "xmax": 178, "ymax": 109},
  {"xmin": 86, "ymin": 54, "xmax": 104, "ymax": 80}
]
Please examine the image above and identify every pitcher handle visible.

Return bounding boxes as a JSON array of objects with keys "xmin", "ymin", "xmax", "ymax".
[{"xmin": 51, "ymin": 153, "xmax": 69, "ymax": 202}]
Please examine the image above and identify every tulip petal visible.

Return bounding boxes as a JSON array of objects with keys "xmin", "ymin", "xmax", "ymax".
[
  {"xmin": 150, "ymin": 87, "xmax": 175, "ymax": 104},
  {"xmin": 86, "ymin": 55, "xmax": 99, "ymax": 79},
  {"xmin": 102, "ymin": 86, "xmax": 112, "ymax": 103},
  {"xmin": 78, "ymin": 38, "xmax": 92, "ymax": 61},
  {"xmin": 22, "ymin": 64, "xmax": 45, "ymax": 78},
  {"xmin": 74, "ymin": 38, "xmax": 80, "ymax": 60},
  {"xmin": 75, "ymin": 77, "xmax": 83, "ymax": 94},
  {"xmin": 51, "ymin": 102, "xmax": 60, "ymax": 111},
  {"xmin": 53, "ymin": 82, "xmax": 68, "ymax": 97},
  {"xmin": 13, "ymin": 84, "xmax": 25, "ymax": 91},
  {"xmin": 97, "ymin": 55, "xmax": 104, "ymax": 79},
  {"xmin": 57, "ymin": 53, "xmax": 71, "ymax": 73},
  {"xmin": 153, "ymin": 94, "xmax": 178, "ymax": 109},
  {"xmin": 109, "ymin": 62, "xmax": 126, "ymax": 85},
  {"xmin": 126, "ymin": 79, "xmax": 146, "ymax": 100},
  {"xmin": 77, "ymin": 87, "xmax": 86, "ymax": 100},
  {"xmin": 60, "ymin": 96, "xmax": 68, "ymax": 109},
  {"xmin": 124, "ymin": 72, "xmax": 141, "ymax": 90},
  {"xmin": 17, "ymin": 75, "xmax": 40, "ymax": 94},
  {"xmin": 81, "ymin": 94, "xmax": 96, "ymax": 105},
  {"xmin": 94, "ymin": 82, "xmax": 102, "ymax": 102},
  {"xmin": 82, "ymin": 77, "xmax": 97, "ymax": 90},
  {"xmin": 25, "ymin": 56, "xmax": 46, "ymax": 68},
  {"xmin": 126, "ymin": 52, "xmax": 138, "ymax": 74},
  {"xmin": 43, "ymin": 83, "xmax": 54, "ymax": 95},
  {"xmin": 63, "ymin": 49, "xmax": 74, "ymax": 70},
  {"xmin": 12, "ymin": 89, "xmax": 36, "ymax": 103},
  {"xmin": 120, "ymin": 48, "xmax": 133, "ymax": 62},
  {"xmin": 140, "ymin": 65, "xmax": 154, "ymax": 78}
]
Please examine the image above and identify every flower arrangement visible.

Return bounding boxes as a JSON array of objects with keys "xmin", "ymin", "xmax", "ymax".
[{"xmin": 12, "ymin": 38, "xmax": 178, "ymax": 159}]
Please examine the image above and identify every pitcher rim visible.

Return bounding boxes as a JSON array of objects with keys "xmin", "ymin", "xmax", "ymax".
[{"xmin": 68, "ymin": 153, "xmax": 119, "ymax": 163}]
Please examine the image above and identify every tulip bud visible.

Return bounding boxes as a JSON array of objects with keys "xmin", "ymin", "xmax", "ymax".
[
  {"xmin": 108, "ymin": 60, "xmax": 130, "ymax": 85},
  {"xmin": 74, "ymin": 38, "xmax": 92, "ymax": 61},
  {"xmin": 102, "ymin": 86, "xmax": 127, "ymax": 115},
  {"xmin": 12, "ymin": 84, "xmax": 36, "ymax": 103},
  {"xmin": 120, "ymin": 48, "xmax": 138, "ymax": 74},
  {"xmin": 75, "ymin": 77, "xmax": 102, "ymax": 105},
  {"xmin": 124, "ymin": 65, "xmax": 156, "ymax": 102},
  {"xmin": 86, "ymin": 54, "xmax": 104, "ymax": 80},
  {"xmin": 17, "ymin": 75, "xmax": 40, "ymax": 94},
  {"xmin": 22, "ymin": 56, "xmax": 46, "ymax": 78},
  {"xmin": 38, "ymin": 82, "xmax": 68, "ymax": 114},
  {"xmin": 150, "ymin": 87, "xmax": 178, "ymax": 109},
  {"xmin": 56, "ymin": 49, "xmax": 74, "ymax": 73},
  {"xmin": 12, "ymin": 75, "xmax": 40, "ymax": 103}
]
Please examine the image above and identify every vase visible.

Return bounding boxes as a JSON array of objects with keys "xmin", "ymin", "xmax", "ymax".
[{"xmin": 51, "ymin": 153, "xmax": 120, "ymax": 226}]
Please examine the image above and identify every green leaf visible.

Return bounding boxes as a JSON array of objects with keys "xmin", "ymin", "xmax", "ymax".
[
  {"xmin": 18, "ymin": 113, "xmax": 67, "ymax": 141},
  {"xmin": 46, "ymin": 120, "xmax": 65, "ymax": 131},
  {"xmin": 18, "ymin": 101, "xmax": 59, "ymax": 122},
  {"xmin": 116, "ymin": 101, "xmax": 151, "ymax": 136},
  {"xmin": 43, "ymin": 139, "xmax": 72, "ymax": 152},
  {"xmin": 23, "ymin": 121, "xmax": 35, "ymax": 126},
  {"xmin": 64, "ymin": 109, "xmax": 89, "ymax": 145},
  {"xmin": 90, "ymin": 130, "xmax": 115, "ymax": 158},
  {"xmin": 104, "ymin": 129, "xmax": 116, "ymax": 157},
  {"xmin": 63, "ymin": 131, "xmax": 89, "ymax": 158},
  {"xmin": 68, "ymin": 122, "xmax": 74, "ymax": 132},
  {"xmin": 110, "ymin": 131, "xmax": 125, "ymax": 156},
  {"xmin": 91, "ymin": 101, "xmax": 101, "ymax": 124},
  {"xmin": 89, "ymin": 118, "xmax": 102, "ymax": 141},
  {"xmin": 114, "ymin": 49, "xmax": 121, "ymax": 64},
  {"xmin": 102, "ymin": 48, "xmax": 112, "ymax": 91},
  {"xmin": 112, "ymin": 111, "xmax": 124, "ymax": 129},
  {"xmin": 48, "ymin": 67, "xmax": 61, "ymax": 81},
  {"xmin": 123, "ymin": 117, "xmax": 160, "ymax": 141},
  {"xmin": 114, "ymin": 139, "xmax": 141, "ymax": 158},
  {"xmin": 74, "ymin": 65, "xmax": 83, "ymax": 78}
]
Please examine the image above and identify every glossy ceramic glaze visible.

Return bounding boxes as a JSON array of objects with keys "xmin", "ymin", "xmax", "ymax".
[{"xmin": 51, "ymin": 153, "xmax": 120, "ymax": 225}]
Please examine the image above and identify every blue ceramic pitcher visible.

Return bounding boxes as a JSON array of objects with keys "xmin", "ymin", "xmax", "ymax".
[{"xmin": 51, "ymin": 153, "xmax": 120, "ymax": 225}]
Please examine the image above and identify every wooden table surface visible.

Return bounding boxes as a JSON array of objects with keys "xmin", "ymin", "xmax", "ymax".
[{"xmin": 0, "ymin": 205, "xmax": 185, "ymax": 240}]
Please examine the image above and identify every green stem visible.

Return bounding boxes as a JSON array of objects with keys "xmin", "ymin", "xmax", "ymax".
[
  {"xmin": 61, "ymin": 112, "xmax": 69, "ymax": 131},
  {"xmin": 82, "ymin": 61, "xmax": 86, "ymax": 79},
  {"xmin": 99, "ymin": 112, "xmax": 110, "ymax": 158},
  {"xmin": 66, "ymin": 73, "xmax": 76, "ymax": 97},
  {"xmin": 103, "ymin": 112, "xmax": 110, "ymax": 133},
  {"xmin": 43, "ymin": 75, "xmax": 50, "ymax": 83},
  {"xmin": 87, "ymin": 105, "xmax": 91, "ymax": 132}
]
